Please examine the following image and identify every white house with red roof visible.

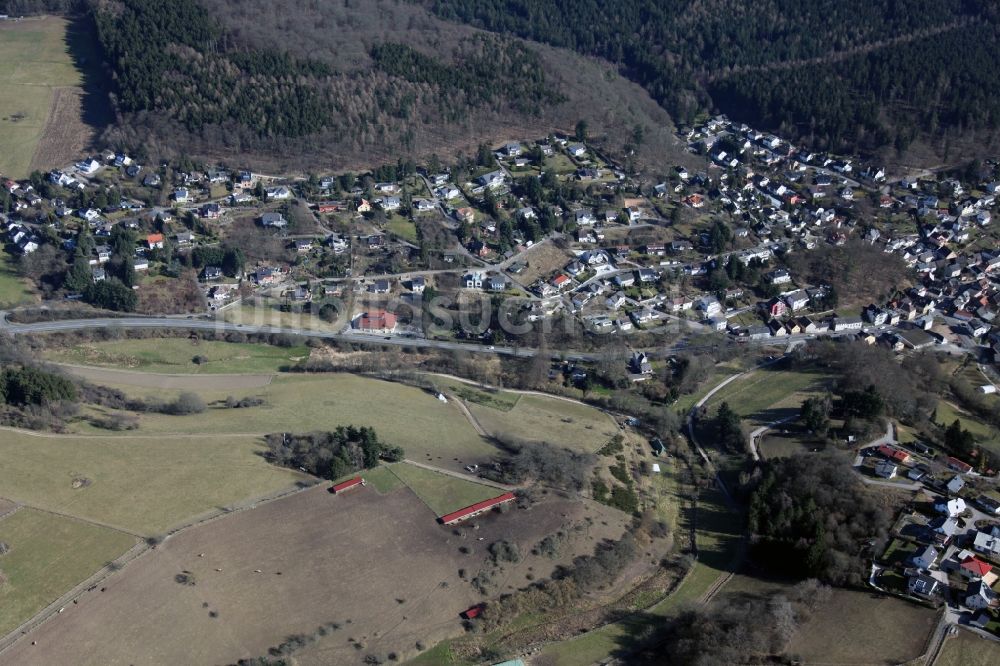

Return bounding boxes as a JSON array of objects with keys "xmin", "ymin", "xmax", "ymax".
[
  {"xmin": 959, "ymin": 554, "xmax": 994, "ymax": 582},
  {"xmin": 352, "ymin": 310, "xmax": 398, "ymax": 334}
]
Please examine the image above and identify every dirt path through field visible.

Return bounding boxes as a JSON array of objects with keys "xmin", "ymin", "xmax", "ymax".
[
  {"xmin": 450, "ymin": 396, "xmax": 489, "ymax": 437},
  {"xmin": 0, "ymin": 499, "xmax": 20, "ymax": 521},
  {"xmin": 400, "ymin": 459, "xmax": 515, "ymax": 492},
  {"xmin": 54, "ymin": 363, "xmax": 275, "ymax": 390}
]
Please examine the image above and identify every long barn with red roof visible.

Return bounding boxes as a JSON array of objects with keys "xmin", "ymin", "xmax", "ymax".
[
  {"xmin": 329, "ymin": 476, "xmax": 365, "ymax": 494},
  {"xmin": 439, "ymin": 492, "xmax": 516, "ymax": 525}
]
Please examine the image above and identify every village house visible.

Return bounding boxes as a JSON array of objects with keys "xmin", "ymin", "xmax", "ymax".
[
  {"xmin": 965, "ymin": 580, "xmax": 999, "ymax": 610},
  {"xmin": 369, "ymin": 279, "xmax": 391, "ymax": 294},
  {"xmin": 201, "ymin": 266, "xmax": 223, "ymax": 281},
  {"xmin": 352, "ymin": 310, "xmax": 398, "ymax": 334},
  {"xmin": 874, "ymin": 461, "xmax": 898, "ymax": 479},
  {"xmin": 477, "ymin": 170, "xmax": 506, "ymax": 190},
  {"xmin": 831, "ymin": 316, "xmax": 863, "ymax": 332},
  {"xmin": 378, "ymin": 196, "xmax": 401, "ymax": 211},
  {"xmin": 254, "ymin": 266, "xmax": 282, "ymax": 286},
  {"xmin": 935, "ymin": 498, "xmax": 967, "ymax": 518},
  {"xmin": 486, "ymin": 274, "xmax": 508, "ymax": 292},
  {"xmin": 912, "ymin": 544, "xmax": 939, "ymax": 570},
  {"xmin": 266, "ymin": 185, "xmax": 292, "ymax": 200},
  {"xmin": 976, "ymin": 495, "xmax": 1000, "ymax": 516},
  {"xmin": 877, "ymin": 444, "xmax": 910, "ymax": 465},
  {"xmin": 629, "ymin": 352, "xmax": 653, "ymax": 376},
  {"xmin": 606, "ymin": 292, "xmax": 627, "ymax": 310},
  {"xmin": 199, "ymin": 203, "xmax": 221, "ymax": 219},
  {"xmin": 260, "ymin": 212, "xmax": 287, "ymax": 228},
  {"xmin": 784, "ymin": 290, "xmax": 810, "ymax": 311},
  {"xmin": 766, "ymin": 268, "xmax": 792, "ymax": 285},
  {"xmin": 907, "ymin": 573, "xmax": 941, "ymax": 598}
]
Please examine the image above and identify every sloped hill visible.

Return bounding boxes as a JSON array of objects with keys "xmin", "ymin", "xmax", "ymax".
[
  {"xmin": 421, "ymin": 0, "xmax": 1000, "ymax": 162},
  {"xmin": 92, "ymin": 0, "xmax": 689, "ymax": 173}
]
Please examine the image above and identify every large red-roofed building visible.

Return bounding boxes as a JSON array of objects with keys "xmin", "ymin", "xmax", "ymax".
[
  {"xmin": 353, "ymin": 310, "xmax": 398, "ymax": 333},
  {"xmin": 439, "ymin": 492, "xmax": 516, "ymax": 525},
  {"xmin": 329, "ymin": 476, "xmax": 364, "ymax": 494}
]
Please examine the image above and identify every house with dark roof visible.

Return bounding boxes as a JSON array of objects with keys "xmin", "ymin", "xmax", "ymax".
[
  {"xmin": 911, "ymin": 544, "xmax": 939, "ymax": 570},
  {"xmin": 965, "ymin": 580, "xmax": 999, "ymax": 610},
  {"xmin": 907, "ymin": 573, "xmax": 941, "ymax": 598}
]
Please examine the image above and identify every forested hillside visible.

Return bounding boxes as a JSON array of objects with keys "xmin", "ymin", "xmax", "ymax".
[
  {"xmin": 84, "ymin": 0, "xmax": 686, "ymax": 172},
  {"xmin": 422, "ymin": 0, "xmax": 1000, "ymax": 156}
]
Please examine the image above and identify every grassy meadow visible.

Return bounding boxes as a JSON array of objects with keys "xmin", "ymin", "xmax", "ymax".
[
  {"xmin": 388, "ymin": 463, "xmax": 502, "ymax": 517},
  {"xmin": 0, "ymin": 251, "xmax": 34, "ymax": 307},
  {"xmin": 0, "ymin": 508, "xmax": 137, "ymax": 635},
  {"xmin": 44, "ymin": 338, "xmax": 311, "ymax": 374},
  {"xmin": 67, "ymin": 373, "xmax": 499, "ymax": 466},
  {"xmin": 703, "ymin": 366, "xmax": 832, "ymax": 424},
  {"xmin": 0, "ymin": 431, "xmax": 306, "ymax": 535},
  {"xmin": 935, "ymin": 400, "xmax": 998, "ymax": 444},
  {"xmin": 0, "ymin": 17, "xmax": 83, "ymax": 177},
  {"xmin": 468, "ymin": 394, "xmax": 618, "ymax": 453}
]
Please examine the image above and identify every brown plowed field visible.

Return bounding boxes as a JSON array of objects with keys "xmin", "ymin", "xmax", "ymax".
[{"xmin": 1, "ymin": 483, "xmax": 623, "ymax": 665}]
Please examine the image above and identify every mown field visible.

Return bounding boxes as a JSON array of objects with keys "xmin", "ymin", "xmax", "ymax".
[
  {"xmin": 935, "ymin": 400, "xmax": 998, "ymax": 444},
  {"xmin": 3, "ymin": 482, "xmax": 608, "ymax": 666},
  {"xmin": 759, "ymin": 428, "xmax": 825, "ymax": 459},
  {"xmin": 357, "ymin": 465, "xmax": 404, "ymax": 494},
  {"xmin": 11, "ymin": 339, "xmax": 649, "ymax": 661},
  {"xmin": 672, "ymin": 364, "xmax": 743, "ymax": 415},
  {"xmin": 221, "ymin": 299, "xmax": 343, "ymax": 331},
  {"xmin": 0, "ymin": 251, "xmax": 34, "ymax": 308},
  {"xmin": 50, "ymin": 339, "xmax": 617, "ymax": 468},
  {"xmin": 467, "ymin": 394, "xmax": 618, "ymax": 453},
  {"xmin": 0, "ymin": 430, "xmax": 306, "ymax": 535},
  {"xmin": 388, "ymin": 463, "xmax": 503, "ymax": 517},
  {"xmin": 63, "ymin": 372, "xmax": 499, "ymax": 470},
  {"xmin": 431, "ymin": 378, "xmax": 521, "ymax": 412},
  {"xmin": 703, "ymin": 366, "xmax": 832, "ymax": 425},
  {"xmin": 0, "ymin": 17, "xmax": 83, "ymax": 177},
  {"xmin": 785, "ymin": 586, "xmax": 937, "ymax": 663},
  {"xmin": 936, "ymin": 629, "xmax": 1000, "ymax": 666},
  {"xmin": 0, "ymin": 507, "xmax": 137, "ymax": 636},
  {"xmin": 44, "ymin": 338, "xmax": 311, "ymax": 374},
  {"xmin": 386, "ymin": 215, "xmax": 418, "ymax": 243},
  {"xmin": 1, "ymin": 485, "xmax": 485, "ymax": 666},
  {"xmin": 715, "ymin": 574, "xmax": 938, "ymax": 665}
]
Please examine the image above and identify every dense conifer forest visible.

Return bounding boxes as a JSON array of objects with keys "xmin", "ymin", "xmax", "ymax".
[{"xmin": 422, "ymin": 0, "xmax": 1000, "ymax": 153}]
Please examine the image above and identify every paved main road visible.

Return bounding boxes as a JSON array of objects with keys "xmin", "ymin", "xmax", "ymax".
[{"xmin": 1, "ymin": 311, "xmax": 709, "ymax": 362}]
